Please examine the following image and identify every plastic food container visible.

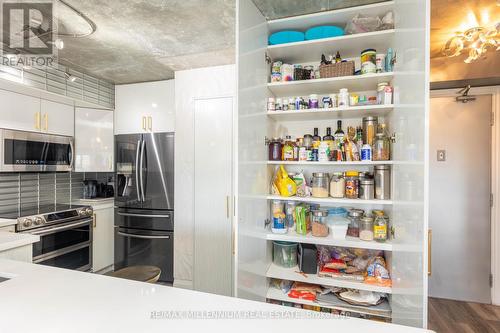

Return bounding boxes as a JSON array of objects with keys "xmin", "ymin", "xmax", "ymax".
[
  {"xmin": 273, "ymin": 241, "xmax": 298, "ymax": 268},
  {"xmin": 329, "ymin": 220, "xmax": 350, "ymax": 240}
]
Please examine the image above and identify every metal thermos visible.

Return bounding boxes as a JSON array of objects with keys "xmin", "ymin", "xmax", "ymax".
[
  {"xmin": 374, "ymin": 165, "xmax": 391, "ymax": 200},
  {"xmin": 362, "ymin": 116, "xmax": 378, "ymax": 146}
]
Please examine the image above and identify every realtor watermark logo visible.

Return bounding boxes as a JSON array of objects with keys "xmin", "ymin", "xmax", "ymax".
[{"xmin": 0, "ymin": 0, "xmax": 56, "ymax": 68}]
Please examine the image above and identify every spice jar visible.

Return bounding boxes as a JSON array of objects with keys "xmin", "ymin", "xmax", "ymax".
[
  {"xmin": 344, "ymin": 171, "xmax": 359, "ymax": 199},
  {"xmin": 373, "ymin": 132, "xmax": 391, "ymax": 161},
  {"xmin": 311, "ymin": 173, "xmax": 329, "ymax": 198},
  {"xmin": 359, "ymin": 178, "xmax": 375, "ymax": 200},
  {"xmin": 268, "ymin": 138, "xmax": 282, "ymax": 161},
  {"xmin": 311, "ymin": 209, "xmax": 329, "ymax": 237},
  {"xmin": 347, "ymin": 209, "xmax": 364, "ymax": 238},
  {"xmin": 360, "ymin": 216, "xmax": 374, "ymax": 241},
  {"xmin": 373, "ymin": 213, "xmax": 388, "ymax": 242},
  {"xmin": 329, "ymin": 172, "xmax": 345, "ymax": 198}
]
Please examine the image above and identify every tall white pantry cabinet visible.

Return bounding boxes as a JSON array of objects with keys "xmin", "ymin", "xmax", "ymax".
[{"xmin": 236, "ymin": 0, "xmax": 430, "ymax": 329}]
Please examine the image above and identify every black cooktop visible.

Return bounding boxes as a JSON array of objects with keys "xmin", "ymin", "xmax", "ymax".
[{"xmin": 0, "ymin": 204, "xmax": 87, "ymax": 219}]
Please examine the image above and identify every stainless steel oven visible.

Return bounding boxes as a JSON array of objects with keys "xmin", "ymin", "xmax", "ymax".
[
  {"xmin": 0, "ymin": 128, "xmax": 74, "ymax": 172},
  {"xmin": 16, "ymin": 205, "xmax": 93, "ymax": 271}
]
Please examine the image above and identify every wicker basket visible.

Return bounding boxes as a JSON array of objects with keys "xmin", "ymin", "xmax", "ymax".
[
  {"xmin": 319, "ymin": 61, "xmax": 355, "ymax": 78},
  {"xmin": 294, "ymin": 68, "xmax": 312, "ymax": 81}
]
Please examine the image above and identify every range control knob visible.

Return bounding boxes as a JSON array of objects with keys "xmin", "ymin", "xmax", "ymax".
[
  {"xmin": 85, "ymin": 208, "xmax": 93, "ymax": 216},
  {"xmin": 34, "ymin": 217, "xmax": 43, "ymax": 225},
  {"xmin": 23, "ymin": 218, "xmax": 33, "ymax": 228}
]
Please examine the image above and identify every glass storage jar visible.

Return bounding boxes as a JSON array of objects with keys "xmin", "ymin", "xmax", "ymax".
[
  {"xmin": 273, "ymin": 241, "xmax": 298, "ymax": 268},
  {"xmin": 373, "ymin": 132, "xmax": 390, "ymax": 161},
  {"xmin": 344, "ymin": 171, "xmax": 360, "ymax": 199},
  {"xmin": 329, "ymin": 172, "xmax": 345, "ymax": 198},
  {"xmin": 268, "ymin": 138, "xmax": 282, "ymax": 161},
  {"xmin": 311, "ymin": 172, "xmax": 329, "ymax": 198},
  {"xmin": 359, "ymin": 216, "xmax": 374, "ymax": 241},
  {"xmin": 347, "ymin": 209, "xmax": 364, "ymax": 238},
  {"xmin": 311, "ymin": 209, "xmax": 329, "ymax": 237}
]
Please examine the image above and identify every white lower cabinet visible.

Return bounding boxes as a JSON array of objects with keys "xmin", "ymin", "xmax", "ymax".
[
  {"xmin": 75, "ymin": 107, "xmax": 114, "ymax": 172},
  {"xmin": 0, "ymin": 245, "xmax": 33, "ymax": 263},
  {"xmin": 92, "ymin": 206, "xmax": 114, "ymax": 272}
]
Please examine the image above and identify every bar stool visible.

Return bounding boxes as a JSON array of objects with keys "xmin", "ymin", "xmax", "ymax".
[{"xmin": 108, "ymin": 265, "xmax": 161, "ymax": 283}]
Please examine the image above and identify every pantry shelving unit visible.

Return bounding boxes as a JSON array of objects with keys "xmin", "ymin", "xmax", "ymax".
[
  {"xmin": 237, "ymin": 0, "xmax": 429, "ymax": 329},
  {"xmin": 267, "ymin": 104, "xmax": 394, "ymax": 121},
  {"xmin": 266, "ymin": 287, "xmax": 392, "ymax": 319}
]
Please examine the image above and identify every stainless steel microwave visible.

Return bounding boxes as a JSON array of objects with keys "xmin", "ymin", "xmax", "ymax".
[{"xmin": 0, "ymin": 129, "xmax": 74, "ymax": 172}]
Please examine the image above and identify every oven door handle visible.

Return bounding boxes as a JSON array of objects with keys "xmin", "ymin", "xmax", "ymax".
[
  {"xmin": 117, "ymin": 231, "xmax": 170, "ymax": 240},
  {"xmin": 117, "ymin": 212, "xmax": 171, "ymax": 219},
  {"xmin": 29, "ymin": 219, "xmax": 92, "ymax": 236}
]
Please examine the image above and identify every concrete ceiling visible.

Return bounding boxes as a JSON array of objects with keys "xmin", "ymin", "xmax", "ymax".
[
  {"xmin": 251, "ymin": 0, "xmax": 386, "ymax": 20},
  {"xmin": 430, "ymin": 0, "xmax": 500, "ymax": 86},
  {"xmin": 56, "ymin": 0, "xmax": 235, "ymax": 84}
]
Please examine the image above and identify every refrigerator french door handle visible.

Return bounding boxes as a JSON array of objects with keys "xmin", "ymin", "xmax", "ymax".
[
  {"xmin": 135, "ymin": 138, "xmax": 142, "ymax": 202},
  {"xmin": 140, "ymin": 138, "xmax": 146, "ymax": 202}
]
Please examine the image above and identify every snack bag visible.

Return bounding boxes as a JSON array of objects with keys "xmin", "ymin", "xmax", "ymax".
[
  {"xmin": 274, "ymin": 165, "xmax": 297, "ymax": 197},
  {"xmin": 365, "ymin": 256, "xmax": 392, "ymax": 287}
]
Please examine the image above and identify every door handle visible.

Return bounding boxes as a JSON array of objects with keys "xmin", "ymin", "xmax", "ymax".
[
  {"xmin": 148, "ymin": 116, "xmax": 152, "ymax": 132},
  {"xmin": 139, "ymin": 138, "xmax": 145, "ymax": 202},
  {"xmin": 43, "ymin": 113, "xmax": 48, "ymax": 131},
  {"xmin": 117, "ymin": 231, "xmax": 170, "ymax": 240},
  {"xmin": 428, "ymin": 229, "xmax": 432, "ymax": 276},
  {"xmin": 93, "ymin": 213, "xmax": 97, "ymax": 228},
  {"xmin": 135, "ymin": 139, "xmax": 141, "ymax": 202},
  {"xmin": 226, "ymin": 196, "xmax": 230, "ymax": 219},
  {"xmin": 35, "ymin": 112, "xmax": 41, "ymax": 130},
  {"xmin": 142, "ymin": 117, "xmax": 147, "ymax": 131}
]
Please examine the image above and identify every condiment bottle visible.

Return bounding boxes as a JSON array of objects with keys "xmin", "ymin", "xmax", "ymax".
[
  {"xmin": 312, "ymin": 128, "xmax": 321, "ymax": 149},
  {"xmin": 282, "ymin": 135, "xmax": 296, "ymax": 161}
]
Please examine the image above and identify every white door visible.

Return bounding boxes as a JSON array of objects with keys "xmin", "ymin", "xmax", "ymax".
[
  {"xmin": 429, "ymin": 95, "xmax": 492, "ymax": 303},
  {"xmin": 75, "ymin": 108, "xmax": 114, "ymax": 172},
  {"xmin": 40, "ymin": 99, "xmax": 74, "ymax": 136},
  {"xmin": 115, "ymin": 80, "xmax": 175, "ymax": 134},
  {"xmin": 0, "ymin": 89, "xmax": 41, "ymax": 132},
  {"xmin": 194, "ymin": 97, "xmax": 233, "ymax": 296},
  {"xmin": 92, "ymin": 207, "xmax": 114, "ymax": 272}
]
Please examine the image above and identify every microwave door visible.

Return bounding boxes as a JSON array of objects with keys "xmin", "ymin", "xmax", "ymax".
[
  {"xmin": 115, "ymin": 134, "xmax": 143, "ymax": 209},
  {"xmin": 141, "ymin": 133, "xmax": 174, "ymax": 210}
]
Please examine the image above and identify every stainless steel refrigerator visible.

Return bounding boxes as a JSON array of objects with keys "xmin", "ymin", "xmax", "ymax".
[{"xmin": 114, "ymin": 132, "xmax": 174, "ymax": 283}]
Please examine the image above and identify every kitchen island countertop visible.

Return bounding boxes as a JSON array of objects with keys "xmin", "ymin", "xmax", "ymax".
[
  {"xmin": 0, "ymin": 233, "xmax": 39, "ymax": 252},
  {"xmin": 0, "ymin": 259, "xmax": 433, "ymax": 333}
]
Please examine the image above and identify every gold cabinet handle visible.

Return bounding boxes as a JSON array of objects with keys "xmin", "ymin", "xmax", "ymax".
[
  {"xmin": 428, "ymin": 229, "xmax": 432, "ymax": 276},
  {"xmin": 226, "ymin": 196, "xmax": 230, "ymax": 219},
  {"xmin": 148, "ymin": 116, "xmax": 152, "ymax": 131},
  {"xmin": 43, "ymin": 113, "xmax": 48, "ymax": 131},
  {"xmin": 35, "ymin": 112, "xmax": 41, "ymax": 130},
  {"xmin": 93, "ymin": 213, "xmax": 97, "ymax": 228},
  {"xmin": 142, "ymin": 116, "xmax": 147, "ymax": 131}
]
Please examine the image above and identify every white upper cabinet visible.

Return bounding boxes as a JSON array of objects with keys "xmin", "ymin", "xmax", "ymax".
[
  {"xmin": 0, "ymin": 88, "xmax": 75, "ymax": 136},
  {"xmin": 115, "ymin": 80, "xmax": 175, "ymax": 134},
  {"xmin": 0, "ymin": 89, "xmax": 41, "ymax": 132},
  {"xmin": 74, "ymin": 107, "xmax": 114, "ymax": 172},
  {"xmin": 40, "ymin": 99, "xmax": 74, "ymax": 136}
]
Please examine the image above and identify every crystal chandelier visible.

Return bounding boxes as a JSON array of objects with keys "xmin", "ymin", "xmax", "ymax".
[{"xmin": 442, "ymin": 11, "xmax": 499, "ymax": 63}]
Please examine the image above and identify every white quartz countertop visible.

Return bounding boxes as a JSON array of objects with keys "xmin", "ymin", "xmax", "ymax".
[
  {"xmin": 0, "ymin": 259, "xmax": 433, "ymax": 333},
  {"xmin": 0, "ymin": 233, "xmax": 39, "ymax": 252},
  {"xmin": 73, "ymin": 198, "xmax": 114, "ymax": 210},
  {"xmin": 0, "ymin": 218, "xmax": 17, "ymax": 228}
]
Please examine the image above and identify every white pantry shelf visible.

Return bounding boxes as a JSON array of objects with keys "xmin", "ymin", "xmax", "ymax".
[
  {"xmin": 267, "ymin": 30, "xmax": 395, "ymax": 64},
  {"xmin": 267, "ymin": 72, "xmax": 394, "ymax": 97},
  {"xmin": 266, "ymin": 264, "xmax": 392, "ymax": 294},
  {"xmin": 266, "ymin": 288, "xmax": 392, "ymax": 318},
  {"xmin": 267, "ymin": 1, "xmax": 394, "ymax": 33},
  {"xmin": 266, "ymin": 195, "xmax": 393, "ymax": 206},
  {"xmin": 267, "ymin": 160, "xmax": 394, "ymax": 166},
  {"xmin": 266, "ymin": 229, "xmax": 393, "ymax": 251},
  {"xmin": 267, "ymin": 104, "xmax": 393, "ymax": 121}
]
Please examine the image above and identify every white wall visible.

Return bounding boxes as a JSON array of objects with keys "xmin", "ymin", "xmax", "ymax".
[{"xmin": 174, "ymin": 65, "xmax": 236, "ymax": 289}]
